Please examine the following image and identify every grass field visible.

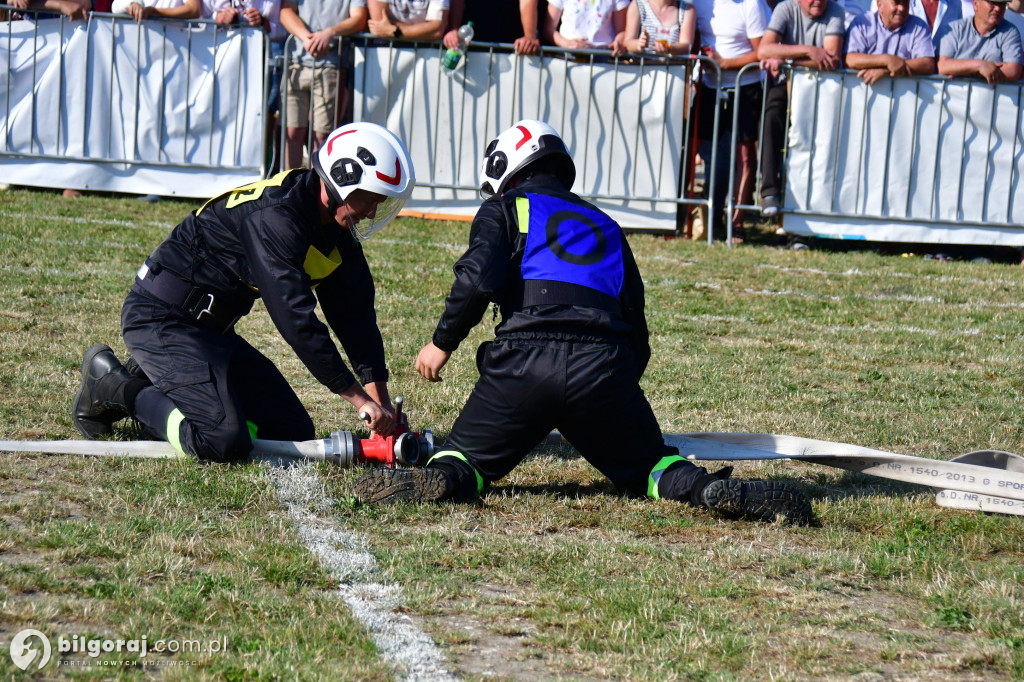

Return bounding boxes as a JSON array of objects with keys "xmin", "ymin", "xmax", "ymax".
[{"xmin": 1, "ymin": 185, "xmax": 1023, "ymax": 680}]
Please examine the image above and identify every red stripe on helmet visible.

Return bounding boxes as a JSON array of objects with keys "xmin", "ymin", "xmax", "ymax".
[
  {"xmin": 377, "ymin": 158, "xmax": 402, "ymax": 186},
  {"xmin": 515, "ymin": 125, "xmax": 532, "ymax": 150},
  {"xmin": 326, "ymin": 129, "xmax": 356, "ymax": 155}
]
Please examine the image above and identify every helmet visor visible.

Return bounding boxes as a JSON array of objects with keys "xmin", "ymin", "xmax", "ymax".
[{"xmin": 350, "ymin": 194, "xmax": 407, "ymax": 241}]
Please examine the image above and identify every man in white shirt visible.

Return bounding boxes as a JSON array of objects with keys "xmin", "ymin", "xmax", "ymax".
[
  {"xmin": 544, "ymin": 0, "xmax": 630, "ymax": 55},
  {"xmin": 368, "ymin": 0, "xmax": 449, "ymax": 39}
]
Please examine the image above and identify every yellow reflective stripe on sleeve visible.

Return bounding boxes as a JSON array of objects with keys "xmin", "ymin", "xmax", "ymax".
[
  {"xmin": 516, "ymin": 196, "xmax": 530, "ymax": 234},
  {"xmin": 427, "ymin": 450, "xmax": 484, "ymax": 495},
  {"xmin": 166, "ymin": 408, "xmax": 187, "ymax": 455},
  {"xmin": 648, "ymin": 455, "xmax": 687, "ymax": 499}
]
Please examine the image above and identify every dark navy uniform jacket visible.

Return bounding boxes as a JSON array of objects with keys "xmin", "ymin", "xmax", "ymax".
[
  {"xmin": 144, "ymin": 168, "xmax": 388, "ymax": 393},
  {"xmin": 432, "ymin": 176, "xmax": 651, "ymax": 374}
]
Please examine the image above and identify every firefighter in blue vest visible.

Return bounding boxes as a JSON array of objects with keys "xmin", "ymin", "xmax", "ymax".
[
  {"xmin": 71, "ymin": 122, "xmax": 414, "ymax": 462},
  {"xmin": 354, "ymin": 119, "xmax": 813, "ymax": 524}
]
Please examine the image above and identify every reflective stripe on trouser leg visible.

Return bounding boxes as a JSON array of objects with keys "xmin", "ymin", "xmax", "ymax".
[
  {"xmin": 166, "ymin": 409, "xmax": 187, "ymax": 455},
  {"xmin": 648, "ymin": 455, "xmax": 688, "ymax": 499},
  {"xmin": 247, "ymin": 420, "xmax": 258, "ymax": 440},
  {"xmin": 427, "ymin": 450, "xmax": 484, "ymax": 495}
]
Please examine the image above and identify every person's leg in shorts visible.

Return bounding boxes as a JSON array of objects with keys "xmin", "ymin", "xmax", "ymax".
[
  {"xmin": 307, "ymin": 63, "xmax": 340, "ymax": 153},
  {"xmin": 284, "ymin": 64, "xmax": 313, "ymax": 170}
]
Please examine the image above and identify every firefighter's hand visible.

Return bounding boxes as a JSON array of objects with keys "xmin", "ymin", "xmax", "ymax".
[
  {"xmin": 415, "ymin": 342, "xmax": 451, "ymax": 382},
  {"xmin": 340, "ymin": 382, "xmax": 395, "ymax": 435},
  {"xmin": 357, "ymin": 400, "xmax": 395, "ymax": 436}
]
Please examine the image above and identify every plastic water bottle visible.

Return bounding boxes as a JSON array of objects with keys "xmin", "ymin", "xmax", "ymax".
[{"xmin": 442, "ymin": 21, "xmax": 474, "ymax": 76}]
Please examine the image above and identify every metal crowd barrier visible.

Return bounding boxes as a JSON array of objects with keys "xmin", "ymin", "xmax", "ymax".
[
  {"xmin": 692, "ymin": 61, "xmax": 1024, "ymax": 246},
  {"xmin": 338, "ymin": 36, "xmax": 724, "ymax": 234},
  {"xmin": 6, "ymin": 14, "xmax": 1021, "ymax": 244},
  {"xmin": 275, "ymin": 33, "xmax": 343, "ymax": 172},
  {"xmin": 724, "ymin": 62, "xmax": 770, "ymax": 245},
  {"xmin": 779, "ymin": 67, "xmax": 1024, "ymax": 245},
  {"xmin": 1, "ymin": 7, "xmax": 268, "ymax": 197}
]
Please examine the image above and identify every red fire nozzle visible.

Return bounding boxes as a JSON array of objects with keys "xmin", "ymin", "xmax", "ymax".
[{"xmin": 325, "ymin": 396, "xmax": 433, "ymax": 468}]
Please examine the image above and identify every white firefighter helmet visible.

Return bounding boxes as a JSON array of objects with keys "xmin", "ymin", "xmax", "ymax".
[
  {"xmin": 312, "ymin": 122, "xmax": 415, "ymax": 241},
  {"xmin": 479, "ymin": 119, "xmax": 576, "ymax": 199}
]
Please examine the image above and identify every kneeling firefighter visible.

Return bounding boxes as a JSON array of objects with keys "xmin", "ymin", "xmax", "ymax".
[
  {"xmin": 354, "ymin": 119, "xmax": 814, "ymax": 524},
  {"xmin": 72, "ymin": 122, "xmax": 415, "ymax": 462}
]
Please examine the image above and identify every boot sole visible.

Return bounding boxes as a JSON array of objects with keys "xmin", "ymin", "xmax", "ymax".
[
  {"xmin": 71, "ymin": 343, "xmax": 115, "ymax": 440},
  {"xmin": 703, "ymin": 479, "xmax": 814, "ymax": 525},
  {"xmin": 353, "ymin": 468, "xmax": 451, "ymax": 505}
]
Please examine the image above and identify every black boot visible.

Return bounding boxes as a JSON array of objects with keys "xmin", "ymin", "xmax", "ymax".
[
  {"xmin": 122, "ymin": 355, "xmax": 151, "ymax": 382},
  {"xmin": 353, "ymin": 467, "xmax": 456, "ymax": 505},
  {"xmin": 700, "ymin": 478, "xmax": 814, "ymax": 525},
  {"xmin": 71, "ymin": 344, "xmax": 149, "ymax": 439}
]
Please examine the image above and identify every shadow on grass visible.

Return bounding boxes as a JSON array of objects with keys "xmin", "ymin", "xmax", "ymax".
[
  {"xmin": 492, "ymin": 481, "xmax": 619, "ymax": 499},
  {"xmin": 804, "ymin": 468, "xmax": 924, "ymax": 504}
]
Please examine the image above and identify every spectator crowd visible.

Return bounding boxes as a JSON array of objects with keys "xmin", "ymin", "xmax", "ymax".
[{"xmin": 4, "ymin": 0, "xmax": 1023, "ymax": 225}]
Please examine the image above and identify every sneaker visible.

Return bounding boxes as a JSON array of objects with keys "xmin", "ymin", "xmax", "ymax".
[
  {"xmin": 761, "ymin": 195, "xmax": 781, "ymax": 217},
  {"xmin": 701, "ymin": 479, "xmax": 814, "ymax": 525},
  {"xmin": 353, "ymin": 467, "xmax": 455, "ymax": 505},
  {"xmin": 136, "ymin": 194, "xmax": 161, "ymax": 203}
]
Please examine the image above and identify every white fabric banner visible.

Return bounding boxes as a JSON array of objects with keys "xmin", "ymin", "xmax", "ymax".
[
  {"xmin": 783, "ymin": 71, "xmax": 1024, "ymax": 245},
  {"xmin": 353, "ymin": 47, "xmax": 689, "ymax": 231},
  {"xmin": 1, "ymin": 16, "xmax": 266, "ymax": 198}
]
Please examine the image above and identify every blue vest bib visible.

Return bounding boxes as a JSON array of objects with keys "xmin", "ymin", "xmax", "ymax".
[{"xmin": 518, "ymin": 192, "xmax": 624, "ymax": 300}]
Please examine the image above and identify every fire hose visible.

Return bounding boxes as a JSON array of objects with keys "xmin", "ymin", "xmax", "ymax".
[
  {"xmin": 0, "ymin": 396, "xmax": 433, "ymax": 469},
  {"xmin": 665, "ymin": 433, "xmax": 1024, "ymax": 517},
  {"xmin": 2, "ymin": 413, "xmax": 1023, "ymax": 515}
]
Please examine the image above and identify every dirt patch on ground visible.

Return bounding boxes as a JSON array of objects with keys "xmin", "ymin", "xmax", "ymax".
[
  {"xmin": 818, "ymin": 586, "xmax": 1010, "ymax": 681},
  {"xmin": 427, "ymin": 582, "xmax": 604, "ymax": 682}
]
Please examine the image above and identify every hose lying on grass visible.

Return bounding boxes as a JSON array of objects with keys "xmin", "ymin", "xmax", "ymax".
[
  {"xmin": 2, "ymin": 432, "xmax": 1022, "ymax": 516},
  {"xmin": 666, "ymin": 433, "xmax": 1024, "ymax": 516}
]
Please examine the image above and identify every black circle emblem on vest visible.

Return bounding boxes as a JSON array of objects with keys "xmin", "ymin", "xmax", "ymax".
[{"xmin": 545, "ymin": 210, "xmax": 606, "ymax": 265}]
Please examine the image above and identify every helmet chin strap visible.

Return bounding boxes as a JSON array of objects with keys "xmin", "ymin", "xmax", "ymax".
[{"xmin": 326, "ymin": 192, "xmax": 340, "ymax": 216}]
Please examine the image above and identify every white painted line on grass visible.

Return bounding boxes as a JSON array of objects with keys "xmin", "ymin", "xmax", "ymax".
[
  {"xmin": 269, "ymin": 463, "xmax": 458, "ymax": 682},
  {"xmin": 671, "ymin": 312, "xmax": 984, "ymax": 338},
  {"xmin": 758, "ymin": 263, "xmax": 1024, "ymax": 289},
  {"xmin": 0, "ymin": 211, "xmax": 173, "ymax": 231},
  {"xmin": 0, "ymin": 212, "xmax": 465, "ymax": 253},
  {"xmin": 693, "ymin": 281, "xmax": 1024, "ymax": 310},
  {"xmin": 372, "ymin": 237, "xmax": 465, "ymax": 252}
]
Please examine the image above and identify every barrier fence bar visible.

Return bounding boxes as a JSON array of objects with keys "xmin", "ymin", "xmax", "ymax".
[
  {"xmin": 781, "ymin": 68, "xmax": 1024, "ymax": 244},
  {"xmin": 1, "ymin": 8, "xmax": 267, "ymax": 197},
  {"xmin": 3, "ymin": 13, "xmax": 1023, "ymax": 244},
  {"xmin": 344, "ymin": 36, "xmax": 711, "ymax": 232}
]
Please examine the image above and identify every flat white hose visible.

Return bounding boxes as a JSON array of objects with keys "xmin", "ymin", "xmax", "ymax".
[
  {"xmin": 4, "ymin": 433, "xmax": 1023, "ymax": 516},
  {"xmin": 0, "ymin": 437, "xmax": 327, "ymax": 460},
  {"xmin": 666, "ymin": 433, "xmax": 1024, "ymax": 516}
]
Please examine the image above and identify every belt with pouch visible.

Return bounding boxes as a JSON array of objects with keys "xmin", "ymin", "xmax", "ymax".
[{"xmin": 133, "ymin": 259, "xmax": 254, "ymax": 334}]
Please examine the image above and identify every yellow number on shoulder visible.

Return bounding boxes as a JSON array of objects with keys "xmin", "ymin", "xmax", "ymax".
[
  {"xmin": 197, "ymin": 170, "xmax": 296, "ymax": 215},
  {"xmin": 224, "ymin": 169, "xmax": 295, "ymax": 209}
]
